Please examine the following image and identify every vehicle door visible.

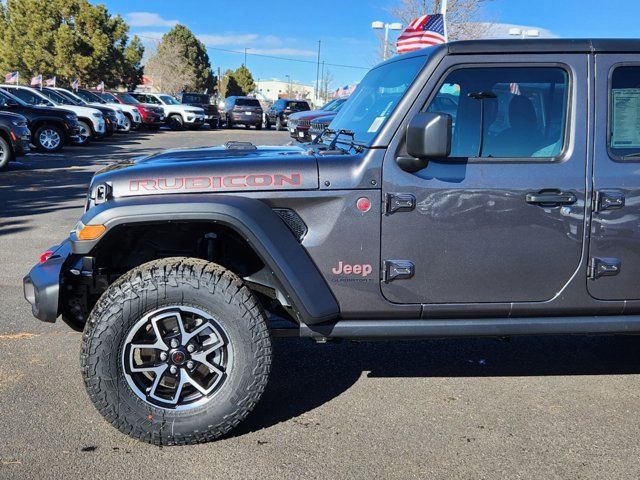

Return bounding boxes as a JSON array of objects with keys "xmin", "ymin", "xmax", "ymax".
[
  {"xmin": 588, "ymin": 55, "xmax": 640, "ymax": 300},
  {"xmin": 381, "ymin": 54, "xmax": 589, "ymax": 305}
]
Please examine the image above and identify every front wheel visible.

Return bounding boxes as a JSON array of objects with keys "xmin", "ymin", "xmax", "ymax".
[
  {"xmin": 74, "ymin": 120, "xmax": 92, "ymax": 145},
  {"xmin": 275, "ymin": 116, "xmax": 284, "ymax": 131},
  {"xmin": 34, "ymin": 125, "xmax": 64, "ymax": 152},
  {"xmin": 81, "ymin": 258, "xmax": 272, "ymax": 445},
  {"xmin": 120, "ymin": 115, "xmax": 132, "ymax": 133},
  {"xmin": 168, "ymin": 114, "xmax": 184, "ymax": 131},
  {"xmin": 0, "ymin": 136, "xmax": 12, "ymax": 170}
]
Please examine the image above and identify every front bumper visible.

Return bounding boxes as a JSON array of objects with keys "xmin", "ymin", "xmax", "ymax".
[
  {"xmin": 13, "ymin": 127, "xmax": 31, "ymax": 155},
  {"xmin": 23, "ymin": 240, "xmax": 71, "ymax": 323}
]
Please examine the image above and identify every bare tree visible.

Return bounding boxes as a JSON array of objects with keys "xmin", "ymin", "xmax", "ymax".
[
  {"xmin": 380, "ymin": 0, "xmax": 493, "ymax": 60},
  {"xmin": 144, "ymin": 40, "xmax": 197, "ymax": 95},
  {"xmin": 321, "ymin": 69, "xmax": 334, "ymax": 104}
]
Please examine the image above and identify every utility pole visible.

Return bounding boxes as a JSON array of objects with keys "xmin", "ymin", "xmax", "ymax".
[{"xmin": 314, "ymin": 40, "xmax": 321, "ymax": 104}]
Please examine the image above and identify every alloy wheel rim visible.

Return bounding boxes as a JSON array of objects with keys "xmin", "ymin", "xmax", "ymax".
[
  {"xmin": 39, "ymin": 129, "xmax": 61, "ymax": 150},
  {"xmin": 122, "ymin": 306, "xmax": 232, "ymax": 410},
  {"xmin": 122, "ymin": 117, "xmax": 130, "ymax": 130},
  {"xmin": 77, "ymin": 124, "xmax": 90, "ymax": 144}
]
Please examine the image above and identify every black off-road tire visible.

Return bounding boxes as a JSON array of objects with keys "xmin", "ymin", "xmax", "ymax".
[
  {"xmin": 168, "ymin": 114, "xmax": 184, "ymax": 131},
  {"xmin": 80, "ymin": 257, "xmax": 272, "ymax": 445}
]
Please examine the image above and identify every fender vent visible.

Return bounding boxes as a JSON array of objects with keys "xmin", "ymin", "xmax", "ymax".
[{"xmin": 273, "ymin": 208, "xmax": 307, "ymax": 241}]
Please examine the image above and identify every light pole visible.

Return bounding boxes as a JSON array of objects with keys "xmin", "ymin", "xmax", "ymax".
[
  {"xmin": 285, "ymin": 75, "xmax": 291, "ymax": 97},
  {"xmin": 508, "ymin": 27, "xmax": 540, "ymax": 39},
  {"xmin": 371, "ymin": 21, "xmax": 403, "ymax": 60}
]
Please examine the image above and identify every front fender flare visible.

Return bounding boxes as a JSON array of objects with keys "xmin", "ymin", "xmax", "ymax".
[{"xmin": 71, "ymin": 195, "xmax": 339, "ymax": 325}]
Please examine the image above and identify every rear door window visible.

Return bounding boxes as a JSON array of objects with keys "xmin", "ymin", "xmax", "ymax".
[{"xmin": 609, "ymin": 65, "xmax": 640, "ymax": 160}]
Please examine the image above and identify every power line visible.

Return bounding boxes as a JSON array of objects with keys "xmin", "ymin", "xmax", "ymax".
[{"xmin": 135, "ymin": 34, "xmax": 369, "ymax": 71}]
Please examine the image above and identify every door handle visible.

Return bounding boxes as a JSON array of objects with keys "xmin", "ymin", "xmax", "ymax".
[{"xmin": 525, "ymin": 190, "xmax": 577, "ymax": 206}]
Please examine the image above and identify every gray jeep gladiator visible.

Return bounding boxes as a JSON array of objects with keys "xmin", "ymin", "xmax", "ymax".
[{"xmin": 23, "ymin": 39, "xmax": 640, "ymax": 445}]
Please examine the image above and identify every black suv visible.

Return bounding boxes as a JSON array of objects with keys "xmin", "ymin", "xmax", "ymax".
[
  {"xmin": 0, "ymin": 111, "xmax": 30, "ymax": 170},
  {"xmin": 179, "ymin": 92, "xmax": 220, "ymax": 129},
  {"xmin": 265, "ymin": 98, "xmax": 310, "ymax": 130},
  {"xmin": 221, "ymin": 96, "xmax": 263, "ymax": 129},
  {"xmin": 0, "ymin": 89, "xmax": 79, "ymax": 152}
]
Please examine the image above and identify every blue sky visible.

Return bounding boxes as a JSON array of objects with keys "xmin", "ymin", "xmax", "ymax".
[{"xmin": 100, "ymin": 0, "xmax": 640, "ymax": 90}]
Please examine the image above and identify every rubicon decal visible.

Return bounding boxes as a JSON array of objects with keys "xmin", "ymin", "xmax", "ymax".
[
  {"xmin": 129, "ymin": 173, "xmax": 302, "ymax": 192},
  {"xmin": 331, "ymin": 262, "xmax": 373, "ymax": 277}
]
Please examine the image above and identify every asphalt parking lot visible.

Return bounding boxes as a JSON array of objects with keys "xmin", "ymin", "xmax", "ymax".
[{"xmin": 2, "ymin": 128, "xmax": 640, "ymax": 479}]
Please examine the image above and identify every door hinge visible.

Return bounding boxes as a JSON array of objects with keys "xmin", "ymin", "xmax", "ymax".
[
  {"xmin": 384, "ymin": 193, "xmax": 416, "ymax": 214},
  {"xmin": 594, "ymin": 190, "xmax": 625, "ymax": 212},
  {"xmin": 382, "ymin": 260, "xmax": 415, "ymax": 283},
  {"xmin": 588, "ymin": 257, "xmax": 621, "ymax": 279}
]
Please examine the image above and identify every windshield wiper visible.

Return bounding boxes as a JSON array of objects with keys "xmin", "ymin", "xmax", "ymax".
[{"xmin": 328, "ymin": 129, "xmax": 365, "ymax": 153}]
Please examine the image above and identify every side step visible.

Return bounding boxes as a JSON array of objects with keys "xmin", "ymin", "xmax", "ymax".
[{"xmin": 297, "ymin": 316, "xmax": 640, "ymax": 340}]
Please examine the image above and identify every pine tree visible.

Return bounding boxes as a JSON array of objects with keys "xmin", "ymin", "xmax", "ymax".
[
  {"xmin": 219, "ymin": 69, "xmax": 243, "ymax": 98},
  {"xmin": 0, "ymin": 0, "xmax": 144, "ymax": 87},
  {"xmin": 233, "ymin": 65, "xmax": 256, "ymax": 95},
  {"xmin": 157, "ymin": 24, "xmax": 215, "ymax": 92}
]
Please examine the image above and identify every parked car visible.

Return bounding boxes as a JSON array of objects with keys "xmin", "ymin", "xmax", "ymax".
[
  {"xmin": 309, "ymin": 113, "xmax": 336, "ymax": 141},
  {"xmin": 1, "ymin": 85, "xmax": 104, "ymax": 145},
  {"xmin": 73, "ymin": 88, "xmax": 141, "ymax": 131},
  {"xmin": 178, "ymin": 92, "xmax": 220, "ymax": 129},
  {"xmin": 220, "ymin": 96, "xmax": 263, "ymax": 129},
  {"xmin": 130, "ymin": 92, "xmax": 205, "ymax": 130},
  {"xmin": 0, "ymin": 88, "xmax": 79, "ymax": 152},
  {"xmin": 39, "ymin": 87, "xmax": 119, "ymax": 136},
  {"xmin": 99, "ymin": 91, "xmax": 165, "ymax": 130},
  {"xmin": 265, "ymin": 98, "xmax": 310, "ymax": 130},
  {"xmin": 26, "ymin": 38, "xmax": 640, "ymax": 447},
  {"xmin": 0, "ymin": 111, "xmax": 30, "ymax": 170},
  {"xmin": 288, "ymin": 97, "xmax": 348, "ymax": 142}
]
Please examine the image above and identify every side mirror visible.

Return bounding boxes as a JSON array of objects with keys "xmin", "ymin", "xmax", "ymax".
[
  {"xmin": 399, "ymin": 112, "xmax": 452, "ymax": 172},
  {"xmin": 5, "ymin": 101, "xmax": 18, "ymax": 108}
]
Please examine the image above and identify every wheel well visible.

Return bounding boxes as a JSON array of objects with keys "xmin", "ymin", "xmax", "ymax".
[
  {"xmin": 32, "ymin": 120, "xmax": 63, "ymax": 134},
  {"xmin": 60, "ymin": 221, "xmax": 287, "ymax": 328},
  {"xmin": 0, "ymin": 130, "xmax": 13, "ymax": 154},
  {"xmin": 93, "ymin": 221, "xmax": 263, "ymax": 277}
]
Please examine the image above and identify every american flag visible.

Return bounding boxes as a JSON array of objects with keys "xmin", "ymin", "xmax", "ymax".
[
  {"xmin": 97, "ymin": 81, "xmax": 104, "ymax": 92},
  {"xmin": 30, "ymin": 74, "xmax": 42, "ymax": 87},
  {"xmin": 5, "ymin": 71, "xmax": 18, "ymax": 84},
  {"xmin": 71, "ymin": 78, "xmax": 79, "ymax": 90},
  {"xmin": 45, "ymin": 76, "xmax": 56, "ymax": 87},
  {"xmin": 396, "ymin": 14, "xmax": 446, "ymax": 54}
]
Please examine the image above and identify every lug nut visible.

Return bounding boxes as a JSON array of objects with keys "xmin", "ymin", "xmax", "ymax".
[
  {"xmin": 170, "ymin": 339, "xmax": 179, "ymax": 348},
  {"xmin": 187, "ymin": 361, "xmax": 194, "ymax": 369},
  {"xmin": 169, "ymin": 365, "xmax": 178, "ymax": 375},
  {"xmin": 187, "ymin": 344, "xmax": 195, "ymax": 353},
  {"xmin": 159, "ymin": 352, "xmax": 168, "ymax": 361}
]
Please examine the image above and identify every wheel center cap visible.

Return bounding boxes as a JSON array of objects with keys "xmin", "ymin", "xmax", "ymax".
[{"xmin": 170, "ymin": 350, "xmax": 187, "ymax": 365}]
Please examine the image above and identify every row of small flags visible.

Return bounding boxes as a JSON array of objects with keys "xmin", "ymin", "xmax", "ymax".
[
  {"xmin": 332, "ymin": 84, "xmax": 357, "ymax": 99},
  {"xmin": 4, "ymin": 71, "xmax": 104, "ymax": 91}
]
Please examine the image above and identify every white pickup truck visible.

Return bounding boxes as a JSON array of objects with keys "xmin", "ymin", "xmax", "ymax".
[{"xmin": 131, "ymin": 92, "xmax": 205, "ymax": 130}]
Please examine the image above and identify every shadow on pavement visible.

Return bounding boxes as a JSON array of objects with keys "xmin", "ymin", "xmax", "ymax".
[
  {"xmin": 0, "ymin": 131, "xmax": 159, "ymax": 233},
  {"xmin": 233, "ymin": 333, "xmax": 640, "ymax": 436}
]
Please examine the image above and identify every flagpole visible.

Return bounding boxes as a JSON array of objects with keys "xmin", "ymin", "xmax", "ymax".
[{"xmin": 441, "ymin": 0, "xmax": 449, "ymax": 42}]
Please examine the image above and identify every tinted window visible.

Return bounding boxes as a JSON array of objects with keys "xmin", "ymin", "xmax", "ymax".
[
  {"xmin": 236, "ymin": 98, "xmax": 261, "ymax": 107},
  {"xmin": 427, "ymin": 67, "xmax": 569, "ymax": 158},
  {"xmin": 285, "ymin": 101, "xmax": 310, "ymax": 111},
  {"xmin": 609, "ymin": 66, "xmax": 640, "ymax": 159},
  {"xmin": 8, "ymin": 88, "xmax": 46, "ymax": 105},
  {"xmin": 182, "ymin": 93, "xmax": 209, "ymax": 103},
  {"xmin": 117, "ymin": 93, "xmax": 139, "ymax": 104}
]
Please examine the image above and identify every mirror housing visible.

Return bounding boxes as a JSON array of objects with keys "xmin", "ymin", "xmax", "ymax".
[{"xmin": 399, "ymin": 112, "xmax": 452, "ymax": 172}]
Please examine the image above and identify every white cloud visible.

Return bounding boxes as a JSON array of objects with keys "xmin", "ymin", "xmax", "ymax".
[
  {"xmin": 476, "ymin": 22, "xmax": 558, "ymax": 39},
  {"xmin": 197, "ymin": 34, "xmax": 260, "ymax": 47},
  {"xmin": 126, "ymin": 12, "xmax": 179, "ymax": 28}
]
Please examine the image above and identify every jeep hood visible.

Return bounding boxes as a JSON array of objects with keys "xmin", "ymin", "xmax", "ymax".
[{"xmin": 90, "ymin": 144, "xmax": 318, "ymax": 199}]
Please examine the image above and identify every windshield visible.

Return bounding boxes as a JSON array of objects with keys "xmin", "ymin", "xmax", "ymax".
[
  {"xmin": 117, "ymin": 92, "xmax": 140, "ymax": 104},
  {"xmin": 41, "ymin": 89, "xmax": 76, "ymax": 105},
  {"xmin": 77, "ymin": 90, "xmax": 105, "ymax": 104},
  {"xmin": 0, "ymin": 89, "xmax": 27, "ymax": 106},
  {"xmin": 327, "ymin": 55, "xmax": 426, "ymax": 146},
  {"xmin": 100, "ymin": 92, "xmax": 118, "ymax": 103},
  {"xmin": 57, "ymin": 89, "xmax": 86, "ymax": 105},
  {"xmin": 159, "ymin": 95, "xmax": 180, "ymax": 105}
]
